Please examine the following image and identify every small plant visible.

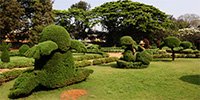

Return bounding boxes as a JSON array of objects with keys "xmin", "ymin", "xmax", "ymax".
[{"xmin": 0, "ymin": 42, "xmax": 12, "ymax": 62}]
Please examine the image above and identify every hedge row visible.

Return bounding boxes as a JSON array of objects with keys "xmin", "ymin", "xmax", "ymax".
[
  {"xmin": 0, "ymin": 68, "xmax": 33, "ymax": 86},
  {"xmin": 75, "ymin": 57, "xmax": 119, "ymax": 67},
  {"xmin": 100, "ymin": 47, "xmax": 124, "ymax": 52},
  {"xmin": 153, "ymin": 53, "xmax": 200, "ymax": 58},
  {"xmin": 116, "ymin": 60, "xmax": 148, "ymax": 69},
  {"xmin": 74, "ymin": 53, "xmax": 109, "ymax": 61}
]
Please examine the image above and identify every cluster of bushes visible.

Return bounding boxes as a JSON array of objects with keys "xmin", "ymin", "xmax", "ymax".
[
  {"xmin": 116, "ymin": 36, "xmax": 153, "ymax": 69},
  {"xmin": 100, "ymin": 47, "xmax": 124, "ymax": 52}
]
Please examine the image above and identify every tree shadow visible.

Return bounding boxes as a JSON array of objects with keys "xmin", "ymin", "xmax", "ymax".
[{"xmin": 180, "ymin": 75, "xmax": 200, "ymax": 85}]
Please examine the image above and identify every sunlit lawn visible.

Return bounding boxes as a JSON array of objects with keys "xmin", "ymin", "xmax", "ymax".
[{"xmin": 0, "ymin": 58, "xmax": 200, "ymax": 100}]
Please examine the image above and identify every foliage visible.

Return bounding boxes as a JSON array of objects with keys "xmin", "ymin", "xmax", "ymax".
[
  {"xmin": 9, "ymin": 25, "xmax": 93, "ymax": 98},
  {"xmin": 0, "ymin": 42, "xmax": 12, "ymax": 62},
  {"xmin": 19, "ymin": 44, "xmax": 30, "ymax": 56},
  {"xmin": 180, "ymin": 41, "xmax": 192, "ymax": 49},
  {"xmin": 54, "ymin": 8, "xmax": 91, "ymax": 39},
  {"xmin": 177, "ymin": 28, "xmax": 200, "ymax": 50},
  {"xmin": 136, "ymin": 51, "xmax": 153, "ymax": 65},
  {"xmin": 100, "ymin": 47, "xmax": 124, "ymax": 52},
  {"xmin": 70, "ymin": 0, "xmax": 91, "ymax": 11},
  {"xmin": 117, "ymin": 36, "xmax": 152, "ymax": 68},
  {"xmin": 0, "ymin": 68, "xmax": 33, "ymax": 86},
  {"xmin": 0, "ymin": 57, "xmax": 34, "ymax": 69},
  {"xmin": 91, "ymin": 0, "xmax": 173, "ymax": 46},
  {"xmin": 93, "ymin": 57, "xmax": 118, "ymax": 65},
  {"xmin": 0, "ymin": 0, "xmax": 25, "ymax": 41},
  {"xmin": 74, "ymin": 54, "xmax": 104, "ymax": 61},
  {"xmin": 163, "ymin": 37, "xmax": 181, "ymax": 49},
  {"xmin": 70, "ymin": 40, "xmax": 87, "ymax": 53},
  {"xmin": 161, "ymin": 36, "xmax": 181, "ymax": 61},
  {"xmin": 39, "ymin": 25, "xmax": 71, "ymax": 51},
  {"xmin": 178, "ymin": 13, "xmax": 200, "ymax": 28}
]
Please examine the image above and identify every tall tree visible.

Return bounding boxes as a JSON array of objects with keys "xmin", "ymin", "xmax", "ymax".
[
  {"xmin": 178, "ymin": 13, "xmax": 200, "ymax": 28},
  {"xmin": 71, "ymin": 0, "xmax": 91, "ymax": 11},
  {"xmin": 54, "ymin": 1, "xmax": 91, "ymax": 39},
  {"xmin": 91, "ymin": 0, "xmax": 173, "ymax": 46},
  {"xmin": 0, "ymin": 0, "xmax": 25, "ymax": 42}
]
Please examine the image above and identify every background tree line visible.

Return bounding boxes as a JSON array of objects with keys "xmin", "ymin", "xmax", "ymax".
[{"xmin": 0, "ymin": 0, "xmax": 200, "ymax": 49}]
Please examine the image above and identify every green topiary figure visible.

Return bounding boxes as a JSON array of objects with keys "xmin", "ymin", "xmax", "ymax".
[
  {"xmin": 117, "ymin": 36, "xmax": 152, "ymax": 68},
  {"xmin": 19, "ymin": 44, "xmax": 30, "ymax": 56},
  {"xmin": 180, "ymin": 41, "xmax": 192, "ymax": 49},
  {"xmin": 0, "ymin": 42, "xmax": 11, "ymax": 62},
  {"xmin": 8, "ymin": 25, "xmax": 93, "ymax": 98},
  {"xmin": 161, "ymin": 36, "xmax": 181, "ymax": 61}
]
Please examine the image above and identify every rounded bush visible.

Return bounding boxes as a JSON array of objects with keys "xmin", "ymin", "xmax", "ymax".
[
  {"xmin": 19, "ymin": 44, "xmax": 30, "ymax": 55},
  {"xmin": 120, "ymin": 36, "xmax": 136, "ymax": 46},
  {"xmin": 180, "ymin": 41, "xmax": 192, "ymax": 49},
  {"xmin": 164, "ymin": 36, "xmax": 181, "ymax": 48},
  {"xmin": 39, "ymin": 24, "xmax": 71, "ymax": 51}
]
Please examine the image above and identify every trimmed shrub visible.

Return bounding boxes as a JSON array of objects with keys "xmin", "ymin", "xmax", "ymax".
[
  {"xmin": 39, "ymin": 25, "xmax": 71, "ymax": 51},
  {"xmin": 123, "ymin": 50, "xmax": 136, "ymax": 62},
  {"xmin": 120, "ymin": 36, "xmax": 136, "ymax": 46},
  {"xmin": 100, "ymin": 47, "xmax": 124, "ymax": 52},
  {"xmin": 9, "ymin": 25, "xmax": 93, "ymax": 99},
  {"xmin": 71, "ymin": 40, "xmax": 87, "ymax": 53},
  {"xmin": 116, "ymin": 60, "xmax": 147, "ymax": 69},
  {"xmin": 180, "ymin": 41, "xmax": 192, "ymax": 49},
  {"xmin": 19, "ymin": 44, "xmax": 30, "ymax": 55},
  {"xmin": 0, "ymin": 42, "xmax": 11, "ymax": 62},
  {"xmin": 75, "ymin": 60, "xmax": 91, "ymax": 67},
  {"xmin": 163, "ymin": 37, "xmax": 181, "ymax": 49},
  {"xmin": 136, "ymin": 51, "xmax": 153, "ymax": 65},
  {"xmin": 74, "ymin": 54, "xmax": 104, "ymax": 61}
]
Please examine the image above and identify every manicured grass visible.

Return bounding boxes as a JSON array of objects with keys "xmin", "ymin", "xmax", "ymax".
[{"xmin": 0, "ymin": 58, "xmax": 200, "ymax": 100}]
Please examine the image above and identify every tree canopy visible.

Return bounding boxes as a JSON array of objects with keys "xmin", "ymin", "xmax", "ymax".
[{"xmin": 91, "ymin": 0, "xmax": 173, "ymax": 46}]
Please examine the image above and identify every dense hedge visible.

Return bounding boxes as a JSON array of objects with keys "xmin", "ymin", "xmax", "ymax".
[
  {"xmin": 116, "ymin": 60, "xmax": 147, "ymax": 69},
  {"xmin": 74, "ymin": 54, "xmax": 105, "ymax": 61},
  {"xmin": 93, "ymin": 57, "xmax": 118, "ymax": 65},
  {"xmin": 100, "ymin": 47, "xmax": 124, "ymax": 52}
]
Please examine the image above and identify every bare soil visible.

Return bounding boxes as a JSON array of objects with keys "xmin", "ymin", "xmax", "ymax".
[{"xmin": 60, "ymin": 89, "xmax": 87, "ymax": 100}]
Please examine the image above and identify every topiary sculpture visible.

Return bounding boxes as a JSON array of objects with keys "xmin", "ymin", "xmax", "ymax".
[
  {"xmin": 180, "ymin": 41, "xmax": 192, "ymax": 49},
  {"xmin": 19, "ymin": 44, "xmax": 30, "ymax": 56},
  {"xmin": 117, "ymin": 36, "xmax": 152, "ymax": 68},
  {"xmin": 0, "ymin": 42, "xmax": 11, "ymax": 62},
  {"xmin": 160, "ymin": 36, "xmax": 181, "ymax": 61},
  {"xmin": 8, "ymin": 25, "xmax": 93, "ymax": 98}
]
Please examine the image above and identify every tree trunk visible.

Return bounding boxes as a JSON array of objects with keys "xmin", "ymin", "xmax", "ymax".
[{"xmin": 171, "ymin": 48, "xmax": 175, "ymax": 61}]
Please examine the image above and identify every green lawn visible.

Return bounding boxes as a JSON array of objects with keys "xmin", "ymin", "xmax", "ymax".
[{"xmin": 0, "ymin": 58, "xmax": 200, "ymax": 100}]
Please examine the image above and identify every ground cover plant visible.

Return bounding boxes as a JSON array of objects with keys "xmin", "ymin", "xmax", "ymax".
[{"xmin": 0, "ymin": 58, "xmax": 199, "ymax": 100}]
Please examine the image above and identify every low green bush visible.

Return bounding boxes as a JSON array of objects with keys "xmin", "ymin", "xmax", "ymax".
[
  {"xmin": 116, "ymin": 60, "xmax": 147, "ymax": 69},
  {"xmin": 0, "ymin": 42, "xmax": 11, "ymax": 62},
  {"xmin": 9, "ymin": 50, "xmax": 20, "ymax": 56},
  {"xmin": 0, "ymin": 57, "xmax": 34, "ymax": 69},
  {"xmin": 93, "ymin": 57, "xmax": 118, "ymax": 65},
  {"xmin": 74, "ymin": 54, "xmax": 104, "ymax": 61},
  {"xmin": 100, "ymin": 47, "xmax": 124, "ymax": 52},
  {"xmin": 180, "ymin": 41, "xmax": 192, "ymax": 49},
  {"xmin": 75, "ymin": 60, "xmax": 92, "ymax": 67},
  {"xmin": 123, "ymin": 50, "xmax": 136, "ymax": 62}
]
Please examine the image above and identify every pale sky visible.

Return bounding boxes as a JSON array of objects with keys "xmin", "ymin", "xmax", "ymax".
[{"xmin": 53, "ymin": 0, "xmax": 200, "ymax": 18}]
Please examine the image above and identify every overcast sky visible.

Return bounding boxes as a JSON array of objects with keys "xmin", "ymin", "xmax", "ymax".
[{"xmin": 53, "ymin": 0, "xmax": 200, "ymax": 18}]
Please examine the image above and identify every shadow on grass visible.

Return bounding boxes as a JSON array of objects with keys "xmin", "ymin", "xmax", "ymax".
[
  {"xmin": 180, "ymin": 75, "xmax": 200, "ymax": 85},
  {"xmin": 153, "ymin": 58, "xmax": 173, "ymax": 62}
]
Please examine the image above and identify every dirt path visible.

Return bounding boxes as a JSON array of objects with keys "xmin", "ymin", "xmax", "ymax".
[
  {"xmin": 60, "ymin": 89, "xmax": 87, "ymax": 100},
  {"xmin": 0, "ymin": 68, "xmax": 30, "ymax": 74},
  {"xmin": 107, "ymin": 52, "xmax": 122, "ymax": 58}
]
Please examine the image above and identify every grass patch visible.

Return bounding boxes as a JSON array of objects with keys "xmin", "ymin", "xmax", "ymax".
[
  {"xmin": 0, "ymin": 56, "xmax": 34, "ymax": 69},
  {"xmin": 0, "ymin": 58, "xmax": 200, "ymax": 100}
]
